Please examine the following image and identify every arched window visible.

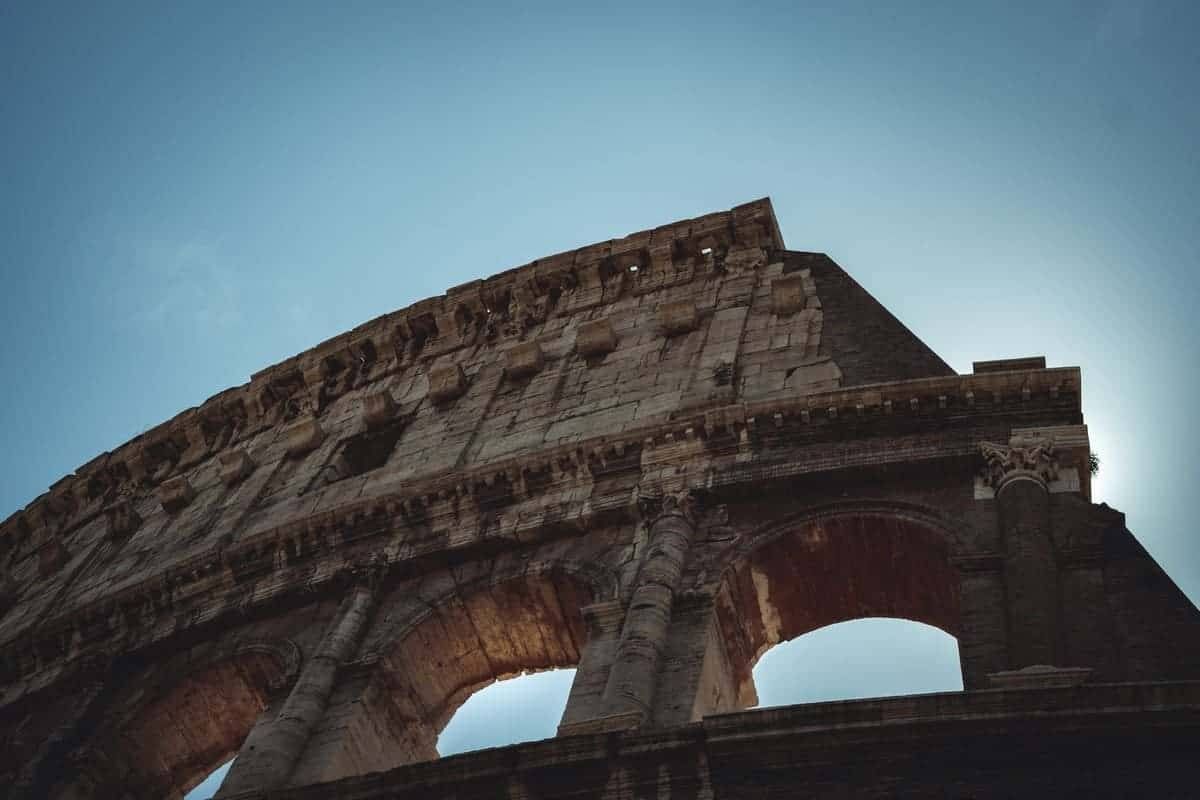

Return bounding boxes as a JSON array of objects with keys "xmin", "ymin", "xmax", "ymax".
[
  {"xmin": 437, "ymin": 668, "xmax": 576, "ymax": 756},
  {"xmin": 54, "ymin": 645, "xmax": 292, "ymax": 800},
  {"xmin": 183, "ymin": 758, "xmax": 233, "ymax": 800},
  {"xmin": 305, "ymin": 567, "xmax": 596, "ymax": 784},
  {"xmin": 716, "ymin": 509, "xmax": 963, "ymax": 709},
  {"xmin": 753, "ymin": 618, "xmax": 962, "ymax": 707}
]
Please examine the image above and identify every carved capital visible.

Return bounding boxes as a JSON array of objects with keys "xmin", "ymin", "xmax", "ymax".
[
  {"xmin": 637, "ymin": 488, "xmax": 699, "ymax": 527},
  {"xmin": 980, "ymin": 436, "xmax": 1057, "ymax": 492}
]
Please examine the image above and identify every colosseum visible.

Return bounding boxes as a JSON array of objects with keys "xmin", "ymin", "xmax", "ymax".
[{"xmin": 2, "ymin": 198, "xmax": 1198, "ymax": 798}]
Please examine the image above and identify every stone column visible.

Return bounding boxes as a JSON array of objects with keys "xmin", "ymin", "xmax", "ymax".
[
  {"xmin": 981, "ymin": 438, "xmax": 1060, "ymax": 669},
  {"xmin": 215, "ymin": 573, "xmax": 380, "ymax": 797},
  {"xmin": 601, "ymin": 491, "xmax": 697, "ymax": 727}
]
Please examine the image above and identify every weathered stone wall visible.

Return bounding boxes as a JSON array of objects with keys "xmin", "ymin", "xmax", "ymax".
[{"xmin": 1, "ymin": 198, "xmax": 1198, "ymax": 799}]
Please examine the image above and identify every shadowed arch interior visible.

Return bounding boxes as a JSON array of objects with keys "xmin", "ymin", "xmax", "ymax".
[
  {"xmin": 310, "ymin": 568, "xmax": 594, "ymax": 782},
  {"xmin": 61, "ymin": 649, "xmax": 288, "ymax": 800},
  {"xmin": 716, "ymin": 511, "xmax": 962, "ymax": 707}
]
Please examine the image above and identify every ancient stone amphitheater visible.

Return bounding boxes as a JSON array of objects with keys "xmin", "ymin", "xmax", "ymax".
[{"xmin": 3, "ymin": 199, "xmax": 1198, "ymax": 799}]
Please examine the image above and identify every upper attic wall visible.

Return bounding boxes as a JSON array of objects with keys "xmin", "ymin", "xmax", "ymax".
[
  {"xmin": 0, "ymin": 198, "xmax": 962, "ymax": 648},
  {"xmin": 782, "ymin": 251, "xmax": 955, "ymax": 386}
]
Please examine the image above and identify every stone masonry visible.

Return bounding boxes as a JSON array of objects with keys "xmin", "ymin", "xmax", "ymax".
[{"xmin": 1, "ymin": 198, "xmax": 1198, "ymax": 798}]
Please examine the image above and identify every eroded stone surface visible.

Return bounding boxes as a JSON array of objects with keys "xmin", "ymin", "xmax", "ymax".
[{"xmin": 1, "ymin": 199, "xmax": 1198, "ymax": 800}]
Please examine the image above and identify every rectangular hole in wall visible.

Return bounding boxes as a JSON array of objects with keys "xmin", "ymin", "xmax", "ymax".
[{"xmin": 326, "ymin": 421, "xmax": 407, "ymax": 483}]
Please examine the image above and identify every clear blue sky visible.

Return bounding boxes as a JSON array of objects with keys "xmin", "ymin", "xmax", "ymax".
[{"xmin": 2, "ymin": 3, "xmax": 1197, "ymax": 796}]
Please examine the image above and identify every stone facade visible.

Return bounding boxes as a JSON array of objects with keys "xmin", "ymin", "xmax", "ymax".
[{"xmin": 1, "ymin": 198, "xmax": 1198, "ymax": 798}]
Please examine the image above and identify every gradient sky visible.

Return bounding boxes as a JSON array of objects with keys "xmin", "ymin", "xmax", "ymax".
[{"xmin": 2, "ymin": 3, "xmax": 1197, "ymax": 797}]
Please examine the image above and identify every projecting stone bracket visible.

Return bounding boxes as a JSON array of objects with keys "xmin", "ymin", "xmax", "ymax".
[
  {"xmin": 284, "ymin": 416, "xmax": 325, "ymax": 457},
  {"xmin": 428, "ymin": 362, "xmax": 467, "ymax": 403},
  {"xmin": 361, "ymin": 390, "xmax": 398, "ymax": 429},
  {"xmin": 158, "ymin": 475, "xmax": 196, "ymax": 513},
  {"xmin": 505, "ymin": 340, "xmax": 545, "ymax": 378},
  {"xmin": 659, "ymin": 300, "xmax": 698, "ymax": 335},
  {"xmin": 576, "ymin": 318, "xmax": 618, "ymax": 357},
  {"xmin": 218, "ymin": 450, "xmax": 256, "ymax": 486}
]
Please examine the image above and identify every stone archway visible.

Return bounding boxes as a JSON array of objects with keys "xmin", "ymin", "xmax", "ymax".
[
  {"xmin": 299, "ymin": 564, "xmax": 602, "ymax": 784},
  {"xmin": 52, "ymin": 641, "xmax": 298, "ymax": 800},
  {"xmin": 714, "ymin": 504, "xmax": 963, "ymax": 708}
]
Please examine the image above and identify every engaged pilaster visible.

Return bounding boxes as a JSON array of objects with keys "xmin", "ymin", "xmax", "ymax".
[
  {"xmin": 980, "ymin": 437, "xmax": 1061, "ymax": 670},
  {"xmin": 215, "ymin": 568, "xmax": 382, "ymax": 797},
  {"xmin": 600, "ymin": 490, "xmax": 698, "ymax": 728}
]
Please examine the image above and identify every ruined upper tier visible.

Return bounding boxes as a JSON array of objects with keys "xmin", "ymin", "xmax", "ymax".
[{"xmin": 0, "ymin": 197, "xmax": 954, "ymax": 646}]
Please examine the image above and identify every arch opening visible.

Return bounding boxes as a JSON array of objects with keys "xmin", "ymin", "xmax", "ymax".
[
  {"xmin": 182, "ymin": 758, "xmax": 233, "ymax": 800},
  {"xmin": 753, "ymin": 618, "xmax": 962, "ymax": 707},
  {"xmin": 312, "ymin": 568, "xmax": 594, "ymax": 783},
  {"xmin": 716, "ymin": 510, "xmax": 963, "ymax": 708},
  {"xmin": 60, "ymin": 648, "xmax": 287, "ymax": 800},
  {"xmin": 437, "ymin": 668, "xmax": 576, "ymax": 756}
]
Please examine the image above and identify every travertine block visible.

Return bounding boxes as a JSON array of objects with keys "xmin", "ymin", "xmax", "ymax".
[
  {"xmin": 285, "ymin": 416, "xmax": 325, "ymax": 457},
  {"xmin": 105, "ymin": 500, "xmax": 142, "ymax": 539},
  {"xmin": 659, "ymin": 300, "xmax": 697, "ymax": 335},
  {"xmin": 576, "ymin": 319, "xmax": 618, "ymax": 357},
  {"xmin": 362, "ymin": 390, "xmax": 397, "ymax": 429},
  {"xmin": 218, "ymin": 449, "xmax": 256, "ymax": 486},
  {"xmin": 506, "ymin": 341, "xmax": 544, "ymax": 378},
  {"xmin": 428, "ymin": 363, "xmax": 467, "ymax": 403},
  {"xmin": 159, "ymin": 475, "xmax": 196, "ymax": 512},
  {"xmin": 38, "ymin": 539, "xmax": 69, "ymax": 576},
  {"xmin": 770, "ymin": 275, "xmax": 807, "ymax": 315}
]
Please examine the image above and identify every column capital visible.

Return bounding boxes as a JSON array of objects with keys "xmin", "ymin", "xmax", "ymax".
[
  {"xmin": 980, "ymin": 436, "xmax": 1057, "ymax": 493},
  {"xmin": 637, "ymin": 487, "xmax": 699, "ymax": 527}
]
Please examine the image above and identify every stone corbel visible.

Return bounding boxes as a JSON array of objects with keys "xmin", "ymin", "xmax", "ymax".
[
  {"xmin": 659, "ymin": 300, "xmax": 698, "ymax": 335},
  {"xmin": 576, "ymin": 318, "xmax": 618, "ymax": 357},
  {"xmin": 427, "ymin": 362, "xmax": 467, "ymax": 403},
  {"xmin": 218, "ymin": 449, "xmax": 256, "ymax": 486},
  {"xmin": 506, "ymin": 340, "xmax": 545, "ymax": 378},
  {"xmin": 158, "ymin": 475, "xmax": 196, "ymax": 513},
  {"xmin": 284, "ymin": 416, "xmax": 325, "ymax": 458},
  {"xmin": 361, "ymin": 390, "xmax": 398, "ymax": 429}
]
